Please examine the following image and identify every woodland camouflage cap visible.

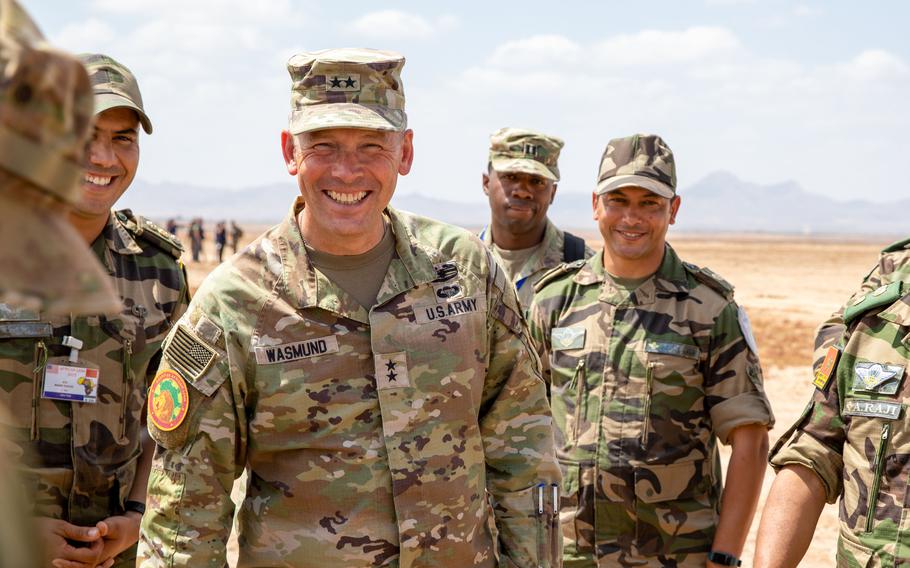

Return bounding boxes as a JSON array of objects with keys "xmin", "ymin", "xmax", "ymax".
[
  {"xmin": 489, "ymin": 127, "xmax": 563, "ymax": 182},
  {"xmin": 595, "ymin": 133, "xmax": 677, "ymax": 198},
  {"xmin": 79, "ymin": 53, "xmax": 153, "ymax": 134},
  {"xmin": 287, "ymin": 47, "xmax": 407, "ymax": 134}
]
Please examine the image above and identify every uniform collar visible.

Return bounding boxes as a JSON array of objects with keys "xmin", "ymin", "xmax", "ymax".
[
  {"xmin": 576, "ymin": 244, "xmax": 690, "ymax": 306},
  {"xmin": 88, "ymin": 211, "xmax": 143, "ymax": 274},
  {"xmin": 278, "ymin": 198, "xmax": 437, "ymax": 322},
  {"xmin": 481, "ymin": 218, "xmax": 564, "ymax": 280}
]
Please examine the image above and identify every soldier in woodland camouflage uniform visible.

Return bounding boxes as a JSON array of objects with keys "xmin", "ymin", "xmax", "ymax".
[
  {"xmin": 479, "ymin": 128, "xmax": 593, "ymax": 312},
  {"xmin": 756, "ymin": 246, "xmax": 910, "ymax": 566},
  {"xmin": 139, "ymin": 48, "xmax": 560, "ymax": 568},
  {"xmin": 528, "ymin": 134, "xmax": 774, "ymax": 567},
  {"xmin": 0, "ymin": 51, "xmax": 189, "ymax": 568},
  {"xmin": 812, "ymin": 237, "xmax": 910, "ymax": 372}
]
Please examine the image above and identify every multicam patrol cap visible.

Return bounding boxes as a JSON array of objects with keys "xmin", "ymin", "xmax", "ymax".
[
  {"xmin": 0, "ymin": 0, "xmax": 120, "ymax": 315},
  {"xmin": 489, "ymin": 127, "xmax": 563, "ymax": 182},
  {"xmin": 287, "ymin": 47, "xmax": 407, "ymax": 134},
  {"xmin": 595, "ymin": 133, "xmax": 677, "ymax": 199},
  {"xmin": 79, "ymin": 53, "xmax": 153, "ymax": 133}
]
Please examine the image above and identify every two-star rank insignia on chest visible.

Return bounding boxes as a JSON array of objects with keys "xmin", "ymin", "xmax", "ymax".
[{"xmin": 374, "ymin": 352, "xmax": 409, "ymax": 389}]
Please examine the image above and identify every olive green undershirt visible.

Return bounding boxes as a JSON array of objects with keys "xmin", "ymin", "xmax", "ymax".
[
  {"xmin": 306, "ymin": 223, "xmax": 396, "ymax": 309},
  {"xmin": 492, "ymin": 242, "xmax": 542, "ymax": 283}
]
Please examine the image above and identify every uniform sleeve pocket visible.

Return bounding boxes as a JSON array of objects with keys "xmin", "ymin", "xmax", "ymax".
[{"xmin": 141, "ymin": 466, "xmax": 186, "ymax": 561}]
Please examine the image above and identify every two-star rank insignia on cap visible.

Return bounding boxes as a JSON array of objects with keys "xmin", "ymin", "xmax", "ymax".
[
  {"xmin": 149, "ymin": 369, "xmax": 189, "ymax": 431},
  {"xmin": 326, "ymin": 73, "xmax": 360, "ymax": 92},
  {"xmin": 374, "ymin": 352, "xmax": 409, "ymax": 390}
]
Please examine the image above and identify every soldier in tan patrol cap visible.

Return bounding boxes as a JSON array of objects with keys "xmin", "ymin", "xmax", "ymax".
[
  {"xmin": 0, "ymin": 48, "xmax": 189, "ymax": 568},
  {"xmin": 480, "ymin": 128, "xmax": 593, "ymax": 312},
  {"xmin": 140, "ymin": 48, "xmax": 560, "ymax": 568},
  {"xmin": 529, "ymin": 134, "xmax": 774, "ymax": 567}
]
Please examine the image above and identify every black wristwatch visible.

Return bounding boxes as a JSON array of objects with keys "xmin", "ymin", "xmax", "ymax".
[
  {"xmin": 707, "ymin": 551, "xmax": 742, "ymax": 566},
  {"xmin": 124, "ymin": 500, "xmax": 146, "ymax": 516}
]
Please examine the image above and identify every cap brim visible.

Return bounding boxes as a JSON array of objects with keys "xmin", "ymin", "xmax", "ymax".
[
  {"xmin": 289, "ymin": 103, "xmax": 406, "ymax": 135},
  {"xmin": 490, "ymin": 157, "xmax": 559, "ymax": 181},
  {"xmin": 595, "ymin": 174, "xmax": 675, "ymax": 198},
  {"xmin": 0, "ymin": 193, "xmax": 121, "ymax": 316},
  {"xmin": 95, "ymin": 93, "xmax": 153, "ymax": 134}
]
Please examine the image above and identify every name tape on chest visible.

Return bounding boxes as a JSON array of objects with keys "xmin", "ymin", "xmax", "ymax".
[
  {"xmin": 414, "ymin": 296, "xmax": 481, "ymax": 324},
  {"xmin": 254, "ymin": 335, "xmax": 340, "ymax": 364},
  {"xmin": 844, "ymin": 398, "xmax": 903, "ymax": 420}
]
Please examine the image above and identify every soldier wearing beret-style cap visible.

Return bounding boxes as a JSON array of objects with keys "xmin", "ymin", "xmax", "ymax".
[{"xmin": 140, "ymin": 48, "xmax": 561, "ymax": 567}]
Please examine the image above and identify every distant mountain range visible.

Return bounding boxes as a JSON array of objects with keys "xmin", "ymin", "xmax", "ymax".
[{"xmin": 118, "ymin": 170, "xmax": 903, "ymax": 236}]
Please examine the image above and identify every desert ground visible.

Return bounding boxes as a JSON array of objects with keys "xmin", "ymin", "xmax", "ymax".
[{"xmin": 180, "ymin": 221, "xmax": 892, "ymax": 566}]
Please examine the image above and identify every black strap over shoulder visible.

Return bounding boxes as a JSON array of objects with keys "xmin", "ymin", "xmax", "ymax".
[{"xmin": 562, "ymin": 231, "xmax": 586, "ymax": 262}]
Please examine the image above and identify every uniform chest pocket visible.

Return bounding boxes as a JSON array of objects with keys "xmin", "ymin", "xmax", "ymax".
[{"xmin": 641, "ymin": 341, "xmax": 702, "ymax": 449}]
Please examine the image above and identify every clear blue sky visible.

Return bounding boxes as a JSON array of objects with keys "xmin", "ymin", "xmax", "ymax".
[{"xmin": 30, "ymin": 0, "xmax": 910, "ymax": 203}]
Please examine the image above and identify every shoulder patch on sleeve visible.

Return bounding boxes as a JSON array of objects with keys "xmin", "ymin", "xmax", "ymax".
[
  {"xmin": 534, "ymin": 259, "xmax": 586, "ymax": 293},
  {"xmin": 684, "ymin": 262, "xmax": 734, "ymax": 300},
  {"xmin": 882, "ymin": 236, "xmax": 910, "ymax": 253},
  {"xmin": 163, "ymin": 325, "xmax": 221, "ymax": 395},
  {"xmin": 844, "ymin": 281, "xmax": 903, "ymax": 325},
  {"xmin": 116, "ymin": 209, "xmax": 184, "ymax": 259}
]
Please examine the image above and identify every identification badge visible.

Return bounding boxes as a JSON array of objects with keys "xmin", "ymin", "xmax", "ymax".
[
  {"xmin": 42, "ymin": 361, "xmax": 100, "ymax": 403},
  {"xmin": 852, "ymin": 362, "xmax": 905, "ymax": 395},
  {"xmin": 551, "ymin": 327, "xmax": 586, "ymax": 351},
  {"xmin": 814, "ymin": 346, "xmax": 840, "ymax": 390}
]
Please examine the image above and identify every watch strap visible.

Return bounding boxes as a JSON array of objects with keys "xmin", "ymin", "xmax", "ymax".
[
  {"xmin": 123, "ymin": 499, "xmax": 146, "ymax": 516},
  {"xmin": 707, "ymin": 551, "xmax": 742, "ymax": 566}
]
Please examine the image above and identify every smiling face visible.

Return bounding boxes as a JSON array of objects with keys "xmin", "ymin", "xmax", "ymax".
[
  {"xmin": 593, "ymin": 185, "xmax": 681, "ymax": 277},
  {"xmin": 74, "ymin": 106, "xmax": 140, "ymax": 220},
  {"xmin": 281, "ymin": 127, "xmax": 414, "ymax": 255},
  {"xmin": 483, "ymin": 168, "xmax": 556, "ymax": 249}
]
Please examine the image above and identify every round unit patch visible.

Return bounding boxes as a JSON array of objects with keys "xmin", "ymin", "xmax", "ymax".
[{"xmin": 149, "ymin": 369, "xmax": 189, "ymax": 431}]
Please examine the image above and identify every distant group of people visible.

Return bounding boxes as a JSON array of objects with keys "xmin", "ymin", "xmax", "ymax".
[
  {"xmin": 3, "ymin": 5, "xmax": 910, "ymax": 567},
  {"xmin": 164, "ymin": 218, "xmax": 244, "ymax": 262}
]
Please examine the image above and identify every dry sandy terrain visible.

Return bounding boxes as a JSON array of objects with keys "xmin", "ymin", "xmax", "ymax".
[{"xmin": 180, "ymin": 224, "xmax": 890, "ymax": 566}]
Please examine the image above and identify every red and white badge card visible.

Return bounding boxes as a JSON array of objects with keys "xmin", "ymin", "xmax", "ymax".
[{"xmin": 42, "ymin": 362, "xmax": 100, "ymax": 403}]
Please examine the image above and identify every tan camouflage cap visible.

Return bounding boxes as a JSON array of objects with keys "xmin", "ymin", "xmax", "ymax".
[
  {"xmin": 0, "ymin": 0, "xmax": 120, "ymax": 315},
  {"xmin": 287, "ymin": 48, "xmax": 407, "ymax": 134},
  {"xmin": 595, "ymin": 133, "xmax": 677, "ymax": 198},
  {"xmin": 489, "ymin": 127, "xmax": 563, "ymax": 182},
  {"xmin": 79, "ymin": 53, "xmax": 153, "ymax": 133}
]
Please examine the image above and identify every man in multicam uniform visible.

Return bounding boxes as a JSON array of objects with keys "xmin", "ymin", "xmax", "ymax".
[
  {"xmin": 755, "ymin": 240, "xmax": 910, "ymax": 566},
  {"xmin": 0, "ymin": 2, "xmax": 123, "ymax": 567},
  {"xmin": 528, "ymin": 134, "xmax": 774, "ymax": 568},
  {"xmin": 479, "ymin": 128, "xmax": 593, "ymax": 312},
  {"xmin": 138, "ymin": 48, "xmax": 560, "ymax": 568},
  {"xmin": 0, "ymin": 52, "xmax": 189, "ymax": 568}
]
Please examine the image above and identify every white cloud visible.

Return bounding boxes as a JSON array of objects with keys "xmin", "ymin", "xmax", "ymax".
[
  {"xmin": 487, "ymin": 35, "xmax": 582, "ymax": 68},
  {"xmin": 51, "ymin": 18, "xmax": 116, "ymax": 52},
  {"xmin": 349, "ymin": 10, "xmax": 458, "ymax": 40},
  {"xmin": 595, "ymin": 27, "xmax": 741, "ymax": 66},
  {"xmin": 838, "ymin": 49, "xmax": 909, "ymax": 82}
]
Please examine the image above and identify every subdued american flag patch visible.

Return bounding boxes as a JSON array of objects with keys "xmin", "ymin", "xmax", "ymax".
[{"xmin": 164, "ymin": 325, "xmax": 217, "ymax": 382}]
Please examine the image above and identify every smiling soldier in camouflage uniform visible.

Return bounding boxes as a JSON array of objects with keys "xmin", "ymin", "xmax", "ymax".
[
  {"xmin": 479, "ymin": 128, "xmax": 593, "ymax": 312},
  {"xmin": 528, "ymin": 134, "xmax": 774, "ymax": 567},
  {"xmin": 0, "ymin": 51, "xmax": 189, "ymax": 568},
  {"xmin": 756, "ymin": 251, "xmax": 910, "ymax": 566},
  {"xmin": 139, "ymin": 48, "xmax": 560, "ymax": 568}
]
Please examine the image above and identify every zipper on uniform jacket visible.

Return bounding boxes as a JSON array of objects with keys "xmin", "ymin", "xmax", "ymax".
[
  {"xmin": 865, "ymin": 422, "xmax": 891, "ymax": 533},
  {"xmin": 641, "ymin": 363, "xmax": 655, "ymax": 447},
  {"xmin": 31, "ymin": 340, "xmax": 48, "ymax": 441},
  {"xmin": 119, "ymin": 339, "xmax": 133, "ymax": 440},
  {"xmin": 569, "ymin": 359, "xmax": 586, "ymax": 442}
]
